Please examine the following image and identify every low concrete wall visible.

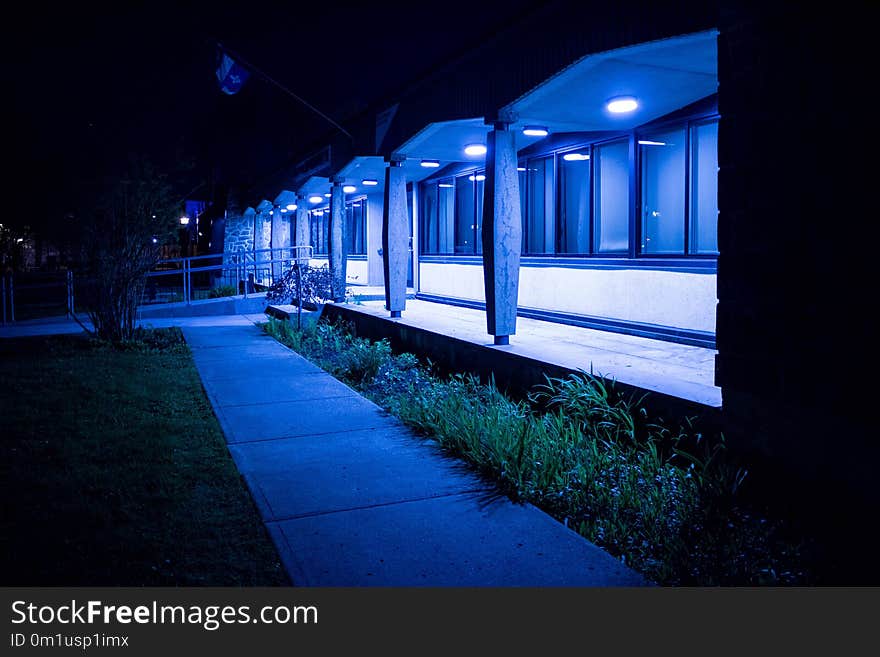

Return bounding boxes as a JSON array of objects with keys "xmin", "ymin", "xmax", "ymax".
[
  {"xmin": 419, "ymin": 261, "xmax": 717, "ymax": 334},
  {"xmin": 322, "ymin": 303, "xmax": 721, "ymax": 430}
]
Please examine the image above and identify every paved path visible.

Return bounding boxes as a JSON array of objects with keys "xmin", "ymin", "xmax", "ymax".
[{"xmin": 183, "ymin": 320, "xmax": 646, "ymax": 586}]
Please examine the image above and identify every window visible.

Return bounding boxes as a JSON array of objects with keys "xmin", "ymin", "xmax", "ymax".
[
  {"xmin": 639, "ymin": 117, "xmax": 718, "ymax": 255},
  {"xmin": 345, "ymin": 199, "xmax": 366, "ymax": 255},
  {"xmin": 525, "ymin": 156, "xmax": 554, "ymax": 254},
  {"xmin": 640, "ymin": 128, "xmax": 686, "ymax": 254},
  {"xmin": 454, "ymin": 176, "xmax": 474, "ymax": 254},
  {"xmin": 594, "ymin": 140, "xmax": 630, "ymax": 253},
  {"xmin": 452, "ymin": 174, "xmax": 484, "ymax": 254},
  {"xmin": 309, "ymin": 209, "xmax": 329, "ymax": 255},
  {"xmin": 557, "ymin": 151, "xmax": 590, "ymax": 254},
  {"xmin": 690, "ymin": 119, "xmax": 719, "ymax": 254},
  {"xmin": 420, "ymin": 181, "xmax": 455, "ymax": 255}
]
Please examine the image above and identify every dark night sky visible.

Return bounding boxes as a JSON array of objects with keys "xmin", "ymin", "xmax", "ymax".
[{"xmin": 7, "ymin": 0, "xmax": 540, "ymax": 235}]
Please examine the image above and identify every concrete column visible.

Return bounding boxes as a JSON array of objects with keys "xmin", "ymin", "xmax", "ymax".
[
  {"xmin": 294, "ymin": 194, "xmax": 310, "ymax": 253},
  {"xmin": 254, "ymin": 201, "xmax": 273, "ymax": 286},
  {"xmin": 382, "ymin": 157, "xmax": 408, "ymax": 317},
  {"xmin": 329, "ymin": 179, "xmax": 346, "ymax": 302},
  {"xmin": 271, "ymin": 205, "xmax": 290, "ymax": 281},
  {"xmin": 481, "ymin": 123, "xmax": 522, "ymax": 345}
]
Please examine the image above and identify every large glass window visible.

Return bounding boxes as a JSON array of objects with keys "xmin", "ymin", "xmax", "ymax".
[
  {"xmin": 557, "ymin": 151, "xmax": 590, "ymax": 254},
  {"xmin": 594, "ymin": 140, "xmax": 630, "ymax": 253},
  {"xmin": 690, "ymin": 119, "xmax": 719, "ymax": 254},
  {"xmin": 419, "ymin": 181, "xmax": 456, "ymax": 255},
  {"xmin": 309, "ymin": 208, "xmax": 329, "ymax": 255},
  {"xmin": 345, "ymin": 199, "xmax": 366, "ymax": 255},
  {"xmin": 421, "ymin": 182, "xmax": 439, "ymax": 254},
  {"xmin": 640, "ymin": 128, "xmax": 686, "ymax": 254},
  {"xmin": 525, "ymin": 156, "xmax": 555, "ymax": 254},
  {"xmin": 455, "ymin": 176, "xmax": 475, "ymax": 254}
]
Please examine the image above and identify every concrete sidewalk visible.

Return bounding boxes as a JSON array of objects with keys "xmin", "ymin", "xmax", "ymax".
[{"xmin": 183, "ymin": 321, "xmax": 646, "ymax": 586}]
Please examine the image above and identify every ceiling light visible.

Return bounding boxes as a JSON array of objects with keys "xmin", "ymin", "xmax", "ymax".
[
  {"xmin": 638, "ymin": 140, "xmax": 667, "ymax": 146},
  {"xmin": 606, "ymin": 96, "xmax": 638, "ymax": 113},
  {"xmin": 352, "ymin": 202, "xmax": 362, "ymax": 207},
  {"xmin": 179, "ymin": 216, "xmax": 190, "ymax": 225},
  {"xmin": 562, "ymin": 153, "xmax": 590, "ymax": 161},
  {"xmin": 468, "ymin": 174, "xmax": 486, "ymax": 182},
  {"xmin": 362, "ymin": 179, "xmax": 378, "ymax": 186},
  {"xmin": 522, "ymin": 126, "xmax": 549, "ymax": 137},
  {"xmin": 438, "ymin": 183, "xmax": 453, "ymax": 188},
  {"xmin": 286, "ymin": 203, "xmax": 297, "ymax": 211},
  {"xmin": 517, "ymin": 167, "xmax": 526, "ymax": 172},
  {"xmin": 420, "ymin": 159, "xmax": 440, "ymax": 168},
  {"xmin": 324, "ymin": 193, "xmax": 331, "ymax": 198},
  {"xmin": 464, "ymin": 144, "xmax": 487, "ymax": 156},
  {"xmin": 280, "ymin": 208, "xmax": 287, "ymax": 213},
  {"xmin": 308, "ymin": 195, "xmax": 323, "ymax": 203},
  {"xmin": 343, "ymin": 185, "xmax": 356, "ymax": 193}
]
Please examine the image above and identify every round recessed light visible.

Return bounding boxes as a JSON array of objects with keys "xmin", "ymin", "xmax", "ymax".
[
  {"xmin": 522, "ymin": 125, "xmax": 549, "ymax": 137},
  {"xmin": 517, "ymin": 166, "xmax": 526, "ymax": 172},
  {"xmin": 562, "ymin": 153, "xmax": 590, "ymax": 161},
  {"xmin": 464, "ymin": 144, "xmax": 487, "ymax": 156},
  {"xmin": 308, "ymin": 195, "xmax": 323, "ymax": 203},
  {"xmin": 324, "ymin": 193, "xmax": 331, "ymax": 198},
  {"xmin": 343, "ymin": 185, "xmax": 357, "ymax": 193},
  {"xmin": 179, "ymin": 216, "xmax": 190, "ymax": 225},
  {"xmin": 362, "ymin": 179, "xmax": 378, "ymax": 186},
  {"xmin": 468, "ymin": 174, "xmax": 487, "ymax": 182},
  {"xmin": 438, "ymin": 182, "xmax": 454, "ymax": 188},
  {"xmin": 420, "ymin": 159, "xmax": 440, "ymax": 168},
  {"xmin": 606, "ymin": 96, "xmax": 638, "ymax": 114},
  {"xmin": 286, "ymin": 203, "xmax": 297, "ymax": 211},
  {"xmin": 280, "ymin": 208, "xmax": 287, "ymax": 213}
]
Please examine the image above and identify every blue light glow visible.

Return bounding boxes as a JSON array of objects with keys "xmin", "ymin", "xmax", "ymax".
[
  {"xmin": 606, "ymin": 96, "xmax": 639, "ymax": 113},
  {"xmin": 464, "ymin": 144, "xmax": 487, "ymax": 156},
  {"xmin": 522, "ymin": 126, "xmax": 549, "ymax": 137}
]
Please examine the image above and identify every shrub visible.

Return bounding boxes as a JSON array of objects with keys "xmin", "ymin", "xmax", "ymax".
[
  {"xmin": 266, "ymin": 264, "xmax": 333, "ymax": 306},
  {"xmin": 208, "ymin": 284, "xmax": 238, "ymax": 299}
]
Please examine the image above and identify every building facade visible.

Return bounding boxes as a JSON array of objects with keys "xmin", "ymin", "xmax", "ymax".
[{"xmin": 223, "ymin": 1, "xmax": 877, "ymax": 504}]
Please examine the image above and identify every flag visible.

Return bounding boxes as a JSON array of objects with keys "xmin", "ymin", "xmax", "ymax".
[{"xmin": 215, "ymin": 49, "xmax": 250, "ymax": 95}]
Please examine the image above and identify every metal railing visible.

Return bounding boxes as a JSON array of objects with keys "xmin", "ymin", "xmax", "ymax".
[
  {"xmin": 1, "ymin": 271, "xmax": 75, "ymax": 324},
  {"xmin": 142, "ymin": 246, "xmax": 314, "ymax": 306}
]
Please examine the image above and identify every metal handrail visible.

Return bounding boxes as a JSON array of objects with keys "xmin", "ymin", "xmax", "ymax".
[{"xmin": 143, "ymin": 246, "xmax": 314, "ymax": 305}]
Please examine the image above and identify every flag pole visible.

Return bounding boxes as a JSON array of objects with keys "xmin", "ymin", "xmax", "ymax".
[{"xmin": 216, "ymin": 41, "xmax": 354, "ymax": 141}]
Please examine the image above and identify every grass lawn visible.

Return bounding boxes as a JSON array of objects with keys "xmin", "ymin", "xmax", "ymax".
[{"xmin": 0, "ymin": 329, "xmax": 288, "ymax": 586}]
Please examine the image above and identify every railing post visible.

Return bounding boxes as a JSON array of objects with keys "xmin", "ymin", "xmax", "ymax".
[
  {"xmin": 1, "ymin": 273, "xmax": 6, "ymax": 324},
  {"xmin": 184, "ymin": 258, "xmax": 191, "ymax": 305},
  {"xmin": 67, "ymin": 270, "xmax": 74, "ymax": 317},
  {"xmin": 9, "ymin": 273, "xmax": 14, "ymax": 322}
]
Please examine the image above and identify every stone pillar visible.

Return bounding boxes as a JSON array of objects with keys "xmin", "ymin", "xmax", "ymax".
[
  {"xmin": 382, "ymin": 156, "xmax": 408, "ymax": 317},
  {"xmin": 254, "ymin": 200, "xmax": 272, "ymax": 286},
  {"xmin": 481, "ymin": 122, "xmax": 522, "ymax": 345},
  {"xmin": 328, "ymin": 179, "xmax": 347, "ymax": 302},
  {"xmin": 271, "ymin": 205, "xmax": 291, "ymax": 281}
]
